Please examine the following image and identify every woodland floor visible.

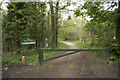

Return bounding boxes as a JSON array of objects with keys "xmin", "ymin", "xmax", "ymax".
[{"xmin": 2, "ymin": 42, "xmax": 119, "ymax": 78}]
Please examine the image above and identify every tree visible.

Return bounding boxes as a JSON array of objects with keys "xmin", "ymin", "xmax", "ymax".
[
  {"xmin": 2, "ymin": 2, "xmax": 47, "ymax": 54},
  {"xmin": 73, "ymin": 1, "xmax": 120, "ymax": 61},
  {"xmin": 55, "ymin": 1, "xmax": 59, "ymax": 47},
  {"xmin": 74, "ymin": 1, "xmax": 118, "ymax": 46},
  {"xmin": 116, "ymin": 1, "xmax": 120, "ymax": 45},
  {"xmin": 49, "ymin": 2, "xmax": 56, "ymax": 48}
]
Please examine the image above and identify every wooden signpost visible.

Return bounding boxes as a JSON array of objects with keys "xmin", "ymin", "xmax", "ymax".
[{"xmin": 21, "ymin": 39, "xmax": 37, "ymax": 64}]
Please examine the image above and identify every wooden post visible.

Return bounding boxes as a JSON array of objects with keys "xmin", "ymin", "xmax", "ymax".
[
  {"xmin": 105, "ymin": 48, "xmax": 110, "ymax": 64},
  {"xmin": 22, "ymin": 56, "xmax": 25, "ymax": 64},
  {"xmin": 38, "ymin": 49, "xmax": 41, "ymax": 66}
]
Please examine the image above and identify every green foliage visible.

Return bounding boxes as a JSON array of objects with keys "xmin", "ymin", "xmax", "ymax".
[
  {"xmin": 67, "ymin": 16, "xmax": 71, "ymax": 20},
  {"xmin": 73, "ymin": 2, "xmax": 120, "ymax": 62},
  {"xmin": 43, "ymin": 42, "xmax": 68, "ymax": 59},
  {"xmin": 109, "ymin": 44, "xmax": 120, "ymax": 61},
  {"xmin": 67, "ymin": 41, "xmax": 87, "ymax": 48},
  {"xmin": 74, "ymin": 9, "xmax": 80, "ymax": 17},
  {"xmin": 2, "ymin": 56, "xmax": 22, "ymax": 68},
  {"xmin": 59, "ymin": 19, "xmax": 79, "ymax": 41},
  {"xmin": 68, "ymin": 41, "xmax": 109, "ymax": 62},
  {"xmin": 2, "ymin": 2, "xmax": 48, "ymax": 53},
  {"xmin": 2, "ymin": 42, "xmax": 68, "ymax": 68}
]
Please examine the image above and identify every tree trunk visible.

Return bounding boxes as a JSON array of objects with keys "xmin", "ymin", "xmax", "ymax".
[
  {"xmin": 17, "ymin": 40, "xmax": 21, "ymax": 54},
  {"xmin": 47, "ymin": 11, "xmax": 51, "ymax": 47},
  {"xmin": 55, "ymin": 2, "xmax": 59, "ymax": 47},
  {"xmin": 50, "ymin": 2, "xmax": 56, "ymax": 48},
  {"xmin": 90, "ymin": 28, "xmax": 95, "ymax": 46},
  {"xmin": 116, "ymin": 1, "xmax": 120, "ymax": 45}
]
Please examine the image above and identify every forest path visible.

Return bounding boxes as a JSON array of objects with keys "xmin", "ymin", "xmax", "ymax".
[{"xmin": 2, "ymin": 42, "xmax": 118, "ymax": 78}]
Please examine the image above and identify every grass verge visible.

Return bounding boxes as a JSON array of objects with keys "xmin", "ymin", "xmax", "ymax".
[
  {"xmin": 43, "ymin": 42, "xmax": 68, "ymax": 60},
  {"xmin": 66, "ymin": 41, "xmax": 110, "ymax": 62},
  {"xmin": 2, "ymin": 42, "xmax": 68, "ymax": 68},
  {"xmin": 40, "ymin": 65, "xmax": 54, "ymax": 69},
  {"xmin": 67, "ymin": 40, "xmax": 120, "ymax": 63}
]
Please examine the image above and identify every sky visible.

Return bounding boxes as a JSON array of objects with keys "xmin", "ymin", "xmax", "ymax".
[
  {"xmin": 0, "ymin": 0, "xmax": 8, "ymax": 10},
  {"xmin": 59, "ymin": 1, "xmax": 85, "ymax": 20}
]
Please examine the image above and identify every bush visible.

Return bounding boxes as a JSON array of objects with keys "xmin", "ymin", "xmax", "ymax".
[{"xmin": 109, "ymin": 43, "xmax": 120, "ymax": 61}]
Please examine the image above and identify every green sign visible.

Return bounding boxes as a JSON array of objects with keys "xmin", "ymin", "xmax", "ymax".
[{"xmin": 21, "ymin": 41, "xmax": 36, "ymax": 45}]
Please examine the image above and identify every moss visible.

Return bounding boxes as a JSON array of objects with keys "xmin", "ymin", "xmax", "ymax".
[
  {"xmin": 67, "ymin": 62, "xmax": 77, "ymax": 69},
  {"xmin": 40, "ymin": 65, "xmax": 54, "ymax": 69}
]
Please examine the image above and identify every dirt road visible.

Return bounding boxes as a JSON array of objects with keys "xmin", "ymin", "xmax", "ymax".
[{"xmin": 2, "ymin": 42, "xmax": 118, "ymax": 78}]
